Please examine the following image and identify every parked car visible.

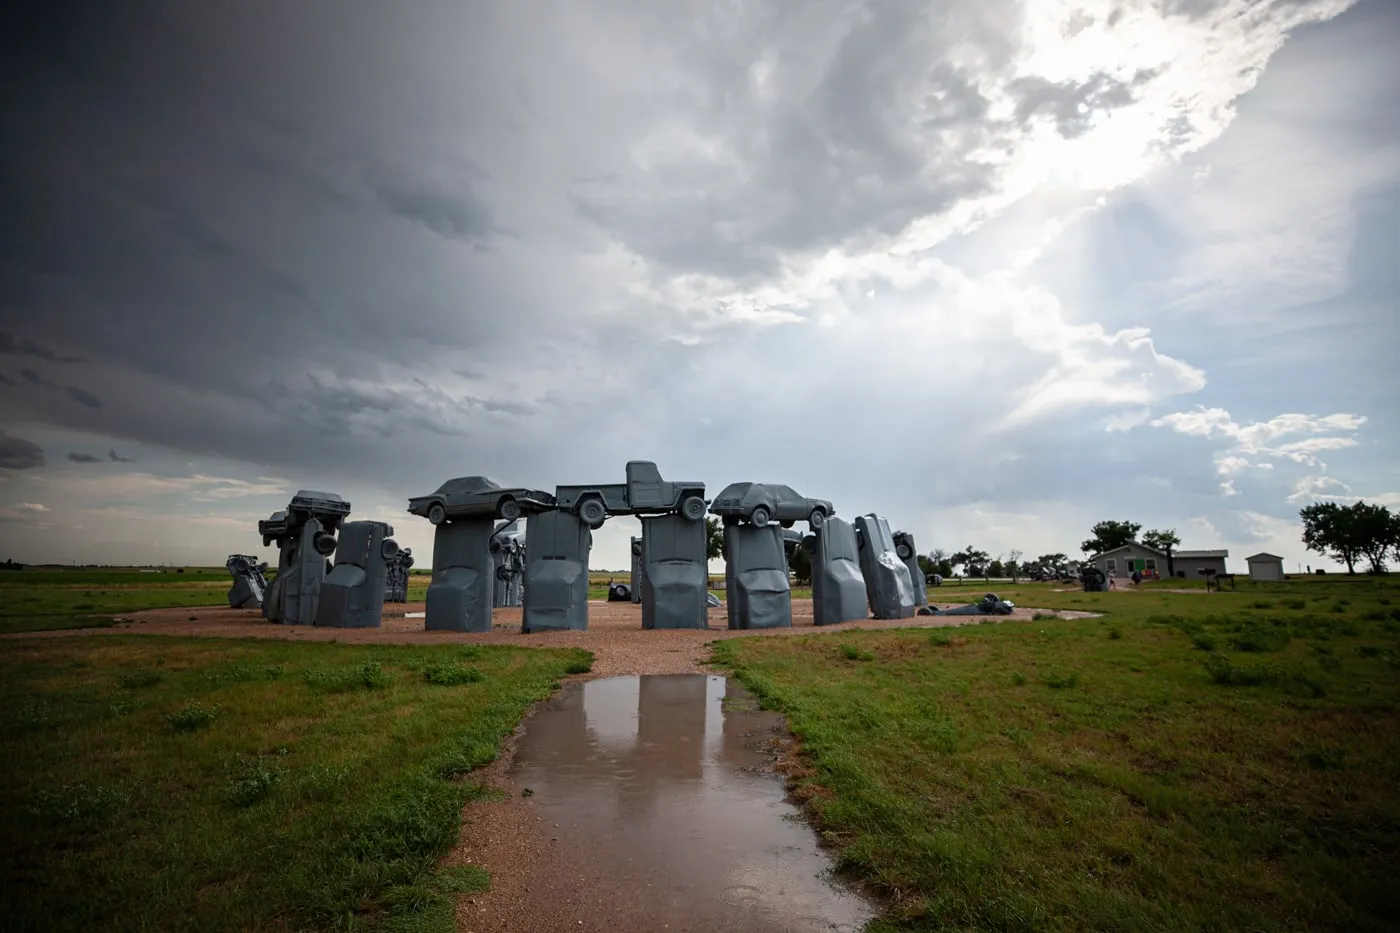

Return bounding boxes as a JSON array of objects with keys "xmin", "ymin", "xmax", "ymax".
[
  {"xmin": 408, "ymin": 477, "xmax": 555, "ymax": 525},
  {"xmin": 709, "ymin": 482, "xmax": 833, "ymax": 529}
]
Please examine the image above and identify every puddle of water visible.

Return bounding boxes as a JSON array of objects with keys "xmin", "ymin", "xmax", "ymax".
[{"xmin": 512, "ymin": 674, "xmax": 877, "ymax": 932}]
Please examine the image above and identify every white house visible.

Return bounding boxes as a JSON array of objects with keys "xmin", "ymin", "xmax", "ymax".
[
  {"xmin": 1086, "ymin": 543, "xmax": 1229, "ymax": 579},
  {"xmin": 1246, "ymin": 552, "xmax": 1286, "ymax": 582}
]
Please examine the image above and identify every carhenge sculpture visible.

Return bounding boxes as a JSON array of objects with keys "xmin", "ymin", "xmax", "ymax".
[
  {"xmin": 918, "ymin": 592, "xmax": 1016, "ymax": 616},
  {"xmin": 384, "ymin": 547, "xmax": 414, "ymax": 603},
  {"xmin": 892, "ymin": 530, "xmax": 928, "ymax": 607},
  {"xmin": 714, "ymin": 481, "xmax": 830, "ymax": 630},
  {"xmin": 853, "ymin": 514, "xmax": 916, "ymax": 619},
  {"xmin": 316, "ymin": 520, "xmax": 401, "ymax": 628},
  {"xmin": 225, "ymin": 554, "xmax": 270, "ymax": 610},
  {"xmin": 640, "ymin": 512, "xmax": 709, "ymax": 630},
  {"xmin": 804, "ymin": 517, "xmax": 869, "ymax": 626},
  {"xmin": 629, "ymin": 536, "xmax": 644, "ymax": 604},
  {"xmin": 521, "ymin": 461, "xmax": 707, "ymax": 633},
  {"xmin": 521, "ymin": 508, "xmax": 593, "ymax": 632},
  {"xmin": 490, "ymin": 520, "xmax": 526, "ymax": 608},
  {"xmin": 260, "ymin": 491, "xmax": 352, "ymax": 625}
]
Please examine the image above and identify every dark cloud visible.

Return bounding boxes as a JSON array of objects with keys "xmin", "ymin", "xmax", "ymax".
[
  {"xmin": 65, "ymin": 386, "xmax": 102, "ymax": 408},
  {"xmin": 0, "ymin": 331, "xmax": 85, "ymax": 363},
  {"xmin": 0, "ymin": 430, "xmax": 45, "ymax": 469},
  {"xmin": 19, "ymin": 368, "xmax": 46, "ymax": 386},
  {"xmin": 109, "ymin": 448, "xmax": 134, "ymax": 462},
  {"xmin": 67, "ymin": 452, "xmax": 102, "ymax": 463},
  {"xmin": 0, "ymin": 371, "xmax": 12, "ymax": 386},
  {"xmin": 363, "ymin": 166, "xmax": 501, "ymax": 244},
  {"xmin": 1010, "ymin": 70, "xmax": 1157, "ymax": 139}
]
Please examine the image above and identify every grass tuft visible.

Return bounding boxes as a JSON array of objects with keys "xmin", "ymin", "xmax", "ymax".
[
  {"xmin": 422, "ymin": 662, "xmax": 485, "ymax": 686},
  {"xmin": 839, "ymin": 643, "xmax": 876, "ymax": 662},
  {"xmin": 166, "ymin": 701, "xmax": 220, "ymax": 731}
]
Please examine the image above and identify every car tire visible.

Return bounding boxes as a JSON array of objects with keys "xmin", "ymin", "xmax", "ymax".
[
  {"xmin": 313, "ymin": 532, "xmax": 338, "ymax": 557},
  {"xmin": 800, "ymin": 535, "xmax": 817, "ymax": 556},
  {"xmin": 750, "ymin": 505, "xmax": 771, "ymax": 528},
  {"xmin": 780, "ymin": 519, "xmax": 794, "ymax": 529},
  {"xmin": 427, "ymin": 502, "xmax": 447, "ymax": 525},
  {"xmin": 896, "ymin": 543, "xmax": 912, "ymax": 560},
  {"xmin": 498, "ymin": 497, "xmax": 522, "ymax": 522},
  {"xmin": 679, "ymin": 495, "xmax": 706, "ymax": 521},
  {"xmin": 808, "ymin": 508, "xmax": 826, "ymax": 529},
  {"xmin": 579, "ymin": 498, "xmax": 606, "ymax": 528},
  {"xmin": 381, "ymin": 539, "xmax": 401, "ymax": 562}
]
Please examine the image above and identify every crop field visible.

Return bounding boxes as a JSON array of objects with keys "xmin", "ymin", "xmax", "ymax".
[
  {"xmin": 714, "ymin": 575, "xmax": 1400, "ymax": 932},
  {"xmin": 0, "ymin": 635, "xmax": 592, "ymax": 933}
]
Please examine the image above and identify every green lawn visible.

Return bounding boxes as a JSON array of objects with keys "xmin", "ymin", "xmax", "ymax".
[
  {"xmin": 0, "ymin": 636, "xmax": 592, "ymax": 933},
  {"xmin": 713, "ymin": 576, "xmax": 1400, "ymax": 932}
]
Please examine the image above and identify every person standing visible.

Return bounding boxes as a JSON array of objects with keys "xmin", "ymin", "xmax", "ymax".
[
  {"xmin": 1109, "ymin": 569, "xmax": 1117, "ymax": 589},
  {"xmin": 1131, "ymin": 568, "xmax": 1143, "ymax": 588}
]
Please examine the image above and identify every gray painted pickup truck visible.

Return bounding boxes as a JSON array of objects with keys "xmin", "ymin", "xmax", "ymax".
[{"xmin": 554, "ymin": 460, "xmax": 707, "ymax": 528}]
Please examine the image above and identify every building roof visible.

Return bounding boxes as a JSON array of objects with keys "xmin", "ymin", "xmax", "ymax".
[
  {"xmin": 1175, "ymin": 549, "xmax": 1229, "ymax": 559},
  {"xmin": 1245, "ymin": 552, "xmax": 1284, "ymax": 561},
  {"xmin": 1087, "ymin": 543, "xmax": 1168, "ymax": 561}
]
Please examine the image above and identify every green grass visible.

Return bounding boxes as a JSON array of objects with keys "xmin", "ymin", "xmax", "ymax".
[
  {"xmin": 712, "ymin": 577, "xmax": 1400, "ymax": 932},
  {"xmin": 0, "ymin": 636, "xmax": 591, "ymax": 933}
]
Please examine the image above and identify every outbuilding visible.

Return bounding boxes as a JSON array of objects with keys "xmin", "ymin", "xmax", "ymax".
[{"xmin": 1246, "ymin": 552, "xmax": 1286, "ymax": 582}]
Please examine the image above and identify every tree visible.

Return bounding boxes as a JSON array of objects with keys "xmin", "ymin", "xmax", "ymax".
[
  {"xmin": 1350, "ymin": 502, "xmax": 1396, "ymax": 574},
  {"xmin": 1081, "ymin": 520, "xmax": 1141, "ymax": 556},
  {"xmin": 952, "ymin": 546, "xmax": 989, "ymax": 578},
  {"xmin": 1141, "ymin": 528, "xmax": 1181, "ymax": 578},
  {"xmin": 1391, "ymin": 512, "xmax": 1400, "ymax": 569},
  {"xmin": 987, "ymin": 559, "xmax": 1005, "ymax": 579},
  {"xmin": 787, "ymin": 539, "xmax": 812, "ymax": 585},
  {"xmin": 1005, "ymin": 549, "xmax": 1023, "ymax": 582},
  {"xmin": 704, "ymin": 517, "xmax": 724, "ymax": 561},
  {"xmin": 1300, "ymin": 502, "xmax": 1363, "ymax": 574},
  {"xmin": 1036, "ymin": 553, "xmax": 1068, "ymax": 568}
]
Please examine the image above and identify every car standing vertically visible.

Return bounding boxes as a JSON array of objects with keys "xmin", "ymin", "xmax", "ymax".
[
  {"xmin": 407, "ymin": 477, "xmax": 556, "ymax": 525},
  {"xmin": 708, "ymin": 482, "xmax": 833, "ymax": 529}
]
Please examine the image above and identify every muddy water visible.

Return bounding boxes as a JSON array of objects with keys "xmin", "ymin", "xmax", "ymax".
[{"xmin": 511, "ymin": 674, "xmax": 877, "ymax": 932}]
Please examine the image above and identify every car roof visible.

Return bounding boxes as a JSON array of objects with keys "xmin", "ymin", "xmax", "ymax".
[
  {"xmin": 435, "ymin": 476, "xmax": 501, "ymax": 494},
  {"xmin": 717, "ymin": 481, "xmax": 754, "ymax": 496}
]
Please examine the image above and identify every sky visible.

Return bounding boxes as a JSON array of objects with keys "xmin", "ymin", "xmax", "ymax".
[{"xmin": 1, "ymin": 0, "xmax": 1396, "ymax": 573}]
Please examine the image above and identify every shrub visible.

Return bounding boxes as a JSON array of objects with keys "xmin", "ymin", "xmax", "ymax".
[
  {"xmin": 1043, "ymin": 671, "xmax": 1080, "ymax": 690},
  {"xmin": 839, "ymin": 644, "xmax": 875, "ymax": 662},
  {"xmin": 1191, "ymin": 633, "xmax": 1218, "ymax": 652},
  {"xmin": 305, "ymin": 661, "xmax": 391, "ymax": 692},
  {"xmin": 227, "ymin": 757, "xmax": 284, "ymax": 808},
  {"xmin": 167, "ymin": 701, "xmax": 220, "ymax": 732}
]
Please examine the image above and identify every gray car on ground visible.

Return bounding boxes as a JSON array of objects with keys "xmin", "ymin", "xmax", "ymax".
[
  {"xmin": 709, "ymin": 482, "xmax": 833, "ymax": 529},
  {"xmin": 407, "ymin": 476, "xmax": 555, "ymax": 525}
]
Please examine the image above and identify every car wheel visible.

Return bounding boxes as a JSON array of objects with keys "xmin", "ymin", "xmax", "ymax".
[
  {"xmin": 427, "ymin": 502, "xmax": 447, "ymax": 525},
  {"xmin": 808, "ymin": 508, "xmax": 826, "ymax": 529},
  {"xmin": 896, "ymin": 543, "xmax": 912, "ymax": 560},
  {"xmin": 780, "ymin": 519, "xmax": 794, "ymax": 529},
  {"xmin": 579, "ymin": 498, "xmax": 606, "ymax": 528},
  {"xmin": 800, "ymin": 535, "xmax": 817, "ymax": 556},
  {"xmin": 679, "ymin": 494, "xmax": 706, "ymax": 521},
  {"xmin": 750, "ymin": 505, "xmax": 771, "ymax": 527},
  {"xmin": 498, "ymin": 497, "xmax": 522, "ymax": 522},
  {"xmin": 381, "ymin": 538, "xmax": 401, "ymax": 562},
  {"xmin": 313, "ymin": 532, "xmax": 338, "ymax": 557}
]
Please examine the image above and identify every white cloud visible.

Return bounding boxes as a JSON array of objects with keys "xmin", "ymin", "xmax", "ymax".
[
  {"xmin": 13, "ymin": 502, "xmax": 49, "ymax": 512},
  {"xmin": 1151, "ymin": 407, "xmax": 1366, "ymax": 469}
]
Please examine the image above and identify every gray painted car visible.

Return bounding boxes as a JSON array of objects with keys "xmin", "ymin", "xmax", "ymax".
[
  {"xmin": 408, "ymin": 476, "xmax": 555, "ymax": 525},
  {"xmin": 709, "ymin": 482, "xmax": 833, "ymax": 529}
]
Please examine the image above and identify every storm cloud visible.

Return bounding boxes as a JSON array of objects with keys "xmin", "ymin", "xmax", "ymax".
[
  {"xmin": 0, "ymin": 0, "xmax": 1393, "ymax": 569},
  {"xmin": 0, "ymin": 430, "xmax": 45, "ymax": 470}
]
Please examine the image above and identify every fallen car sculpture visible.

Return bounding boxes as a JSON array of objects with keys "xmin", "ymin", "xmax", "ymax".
[{"xmin": 917, "ymin": 592, "xmax": 1016, "ymax": 616}]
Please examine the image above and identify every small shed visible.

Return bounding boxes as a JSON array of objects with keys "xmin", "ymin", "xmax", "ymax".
[{"xmin": 1246, "ymin": 552, "xmax": 1285, "ymax": 582}]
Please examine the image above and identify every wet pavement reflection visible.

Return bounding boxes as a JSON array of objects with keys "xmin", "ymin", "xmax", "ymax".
[{"xmin": 511, "ymin": 675, "xmax": 877, "ymax": 932}]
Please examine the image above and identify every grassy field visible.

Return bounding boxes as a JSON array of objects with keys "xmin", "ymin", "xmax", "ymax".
[
  {"xmin": 0, "ymin": 636, "xmax": 592, "ymax": 933},
  {"xmin": 713, "ymin": 575, "xmax": 1400, "ymax": 932},
  {"xmin": 0, "ymin": 566, "xmax": 741, "ymax": 633}
]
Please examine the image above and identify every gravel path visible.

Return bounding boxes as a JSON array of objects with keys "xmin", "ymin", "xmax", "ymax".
[{"xmin": 10, "ymin": 599, "xmax": 1097, "ymax": 931}]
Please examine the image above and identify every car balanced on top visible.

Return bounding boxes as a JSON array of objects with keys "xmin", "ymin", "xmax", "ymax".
[
  {"xmin": 708, "ymin": 482, "xmax": 833, "ymax": 529},
  {"xmin": 552, "ymin": 460, "xmax": 707, "ymax": 529}
]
